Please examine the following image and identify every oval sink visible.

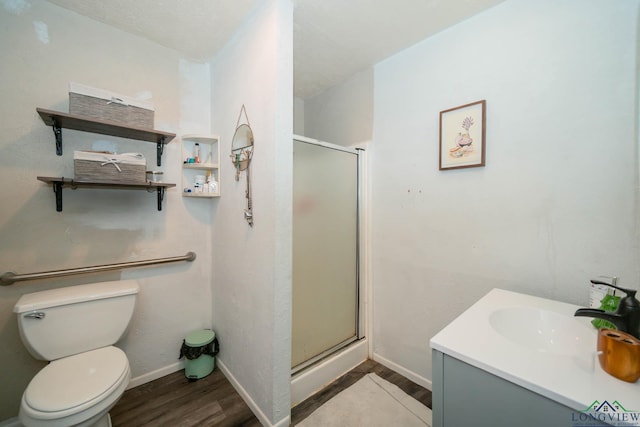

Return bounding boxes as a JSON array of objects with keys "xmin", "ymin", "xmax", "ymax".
[{"xmin": 489, "ymin": 307, "xmax": 595, "ymax": 356}]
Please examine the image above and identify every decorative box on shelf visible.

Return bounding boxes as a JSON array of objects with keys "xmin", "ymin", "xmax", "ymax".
[
  {"xmin": 69, "ymin": 82, "xmax": 154, "ymax": 129},
  {"xmin": 74, "ymin": 150, "xmax": 146, "ymax": 183}
]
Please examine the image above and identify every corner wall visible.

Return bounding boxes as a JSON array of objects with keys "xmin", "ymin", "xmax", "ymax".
[
  {"xmin": 371, "ymin": 0, "xmax": 640, "ymax": 386},
  {"xmin": 210, "ymin": 0, "xmax": 293, "ymax": 425},
  {"xmin": 302, "ymin": 68, "xmax": 373, "ymax": 146},
  {"xmin": 0, "ymin": 1, "xmax": 215, "ymax": 420},
  {"xmin": 294, "ymin": 96, "xmax": 305, "ymax": 135}
]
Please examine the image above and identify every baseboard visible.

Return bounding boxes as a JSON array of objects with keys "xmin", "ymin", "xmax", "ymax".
[
  {"xmin": 0, "ymin": 417, "xmax": 20, "ymax": 427},
  {"xmin": 217, "ymin": 359, "xmax": 290, "ymax": 427},
  {"xmin": 372, "ymin": 352, "xmax": 432, "ymax": 391},
  {"xmin": 127, "ymin": 361, "xmax": 184, "ymax": 389}
]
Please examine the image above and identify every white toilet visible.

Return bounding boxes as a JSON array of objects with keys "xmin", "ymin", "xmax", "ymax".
[{"xmin": 13, "ymin": 280, "xmax": 139, "ymax": 427}]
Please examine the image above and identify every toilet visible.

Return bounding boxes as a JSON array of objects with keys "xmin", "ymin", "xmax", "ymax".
[{"xmin": 13, "ymin": 280, "xmax": 139, "ymax": 427}]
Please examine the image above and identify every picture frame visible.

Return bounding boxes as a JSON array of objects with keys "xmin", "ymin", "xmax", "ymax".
[{"xmin": 439, "ymin": 100, "xmax": 486, "ymax": 170}]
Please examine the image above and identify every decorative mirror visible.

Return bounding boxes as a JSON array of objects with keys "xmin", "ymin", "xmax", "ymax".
[{"xmin": 230, "ymin": 105, "xmax": 254, "ymax": 226}]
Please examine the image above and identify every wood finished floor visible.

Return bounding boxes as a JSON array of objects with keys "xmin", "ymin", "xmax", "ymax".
[{"xmin": 111, "ymin": 359, "xmax": 432, "ymax": 426}]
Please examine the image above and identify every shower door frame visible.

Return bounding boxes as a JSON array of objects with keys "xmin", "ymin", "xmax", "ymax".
[{"xmin": 291, "ymin": 135, "xmax": 365, "ymax": 375}]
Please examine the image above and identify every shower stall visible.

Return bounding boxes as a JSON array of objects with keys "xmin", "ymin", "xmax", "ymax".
[{"xmin": 291, "ymin": 135, "xmax": 367, "ymax": 405}]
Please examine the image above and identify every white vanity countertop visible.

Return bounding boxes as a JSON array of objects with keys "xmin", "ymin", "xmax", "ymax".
[{"xmin": 430, "ymin": 288, "xmax": 640, "ymax": 412}]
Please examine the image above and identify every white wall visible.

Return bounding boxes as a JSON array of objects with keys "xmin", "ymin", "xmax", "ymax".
[
  {"xmin": 303, "ymin": 68, "xmax": 373, "ymax": 146},
  {"xmin": 0, "ymin": 1, "xmax": 214, "ymax": 420},
  {"xmin": 371, "ymin": 0, "xmax": 640, "ymax": 387},
  {"xmin": 294, "ymin": 96, "xmax": 305, "ymax": 135},
  {"xmin": 210, "ymin": 0, "xmax": 292, "ymax": 425}
]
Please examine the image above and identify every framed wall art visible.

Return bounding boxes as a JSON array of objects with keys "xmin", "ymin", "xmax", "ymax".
[{"xmin": 439, "ymin": 100, "xmax": 486, "ymax": 170}]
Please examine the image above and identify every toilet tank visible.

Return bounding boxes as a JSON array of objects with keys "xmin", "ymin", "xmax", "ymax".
[{"xmin": 14, "ymin": 280, "xmax": 139, "ymax": 361}]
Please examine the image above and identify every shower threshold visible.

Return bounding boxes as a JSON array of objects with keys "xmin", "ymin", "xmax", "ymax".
[
  {"xmin": 291, "ymin": 337, "xmax": 368, "ymax": 407},
  {"xmin": 292, "ymin": 336, "xmax": 360, "ymax": 376}
]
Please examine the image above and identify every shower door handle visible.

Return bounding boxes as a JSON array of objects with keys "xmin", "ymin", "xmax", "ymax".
[{"xmin": 24, "ymin": 311, "xmax": 46, "ymax": 320}]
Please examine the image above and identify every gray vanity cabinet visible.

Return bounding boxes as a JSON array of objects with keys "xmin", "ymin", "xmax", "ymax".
[{"xmin": 432, "ymin": 350, "xmax": 609, "ymax": 427}]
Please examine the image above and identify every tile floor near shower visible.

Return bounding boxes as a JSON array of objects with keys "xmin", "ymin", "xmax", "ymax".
[{"xmin": 110, "ymin": 359, "xmax": 432, "ymax": 426}]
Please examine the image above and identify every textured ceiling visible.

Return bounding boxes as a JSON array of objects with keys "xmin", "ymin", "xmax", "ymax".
[
  {"xmin": 293, "ymin": 0, "xmax": 506, "ymax": 98},
  {"xmin": 45, "ymin": 0, "xmax": 506, "ymax": 99},
  {"xmin": 45, "ymin": 0, "xmax": 261, "ymax": 61}
]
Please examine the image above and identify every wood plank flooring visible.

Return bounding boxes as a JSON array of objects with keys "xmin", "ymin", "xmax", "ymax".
[
  {"xmin": 111, "ymin": 359, "xmax": 432, "ymax": 426},
  {"xmin": 110, "ymin": 368, "xmax": 261, "ymax": 427}
]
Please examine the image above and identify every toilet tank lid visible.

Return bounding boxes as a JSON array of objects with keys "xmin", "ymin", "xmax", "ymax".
[{"xmin": 14, "ymin": 280, "xmax": 139, "ymax": 313}]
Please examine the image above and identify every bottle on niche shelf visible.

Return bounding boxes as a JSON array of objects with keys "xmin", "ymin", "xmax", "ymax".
[
  {"xmin": 206, "ymin": 170, "xmax": 218, "ymax": 194},
  {"xmin": 194, "ymin": 143, "xmax": 201, "ymax": 163}
]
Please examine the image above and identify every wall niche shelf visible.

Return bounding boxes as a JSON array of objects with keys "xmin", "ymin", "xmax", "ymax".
[
  {"xmin": 181, "ymin": 134, "xmax": 220, "ymax": 198},
  {"xmin": 37, "ymin": 177, "xmax": 176, "ymax": 212},
  {"xmin": 36, "ymin": 108, "xmax": 176, "ymax": 166}
]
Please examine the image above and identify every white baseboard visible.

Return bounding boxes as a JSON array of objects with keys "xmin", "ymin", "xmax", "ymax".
[
  {"xmin": 0, "ymin": 418, "xmax": 20, "ymax": 427},
  {"xmin": 372, "ymin": 352, "xmax": 432, "ymax": 391},
  {"xmin": 217, "ymin": 359, "xmax": 290, "ymax": 427},
  {"xmin": 127, "ymin": 361, "xmax": 184, "ymax": 389}
]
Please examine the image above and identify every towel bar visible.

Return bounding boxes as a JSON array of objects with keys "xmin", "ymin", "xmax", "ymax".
[{"xmin": 0, "ymin": 251, "xmax": 196, "ymax": 286}]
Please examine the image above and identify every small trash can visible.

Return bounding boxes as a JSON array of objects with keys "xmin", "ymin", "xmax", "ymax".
[{"xmin": 179, "ymin": 329, "xmax": 219, "ymax": 380}]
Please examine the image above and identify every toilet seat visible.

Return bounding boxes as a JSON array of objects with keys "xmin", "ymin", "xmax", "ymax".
[{"xmin": 20, "ymin": 346, "xmax": 130, "ymax": 426}]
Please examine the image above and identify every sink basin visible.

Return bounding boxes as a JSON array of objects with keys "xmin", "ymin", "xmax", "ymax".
[
  {"xmin": 431, "ymin": 289, "xmax": 640, "ymax": 413},
  {"xmin": 489, "ymin": 307, "xmax": 595, "ymax": 356}
]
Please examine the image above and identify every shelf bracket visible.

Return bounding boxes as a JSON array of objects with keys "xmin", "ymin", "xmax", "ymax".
[
  {"xmin": 53, "ymin": 181, "xmax": 63, "ymax": 212},
  {"xmin": 157, "ymin": 187, "xmax": 165, "ymax": 211},
  {"xmin": 52, "ymin": 118, "xmax": 63, "ymax": 156},
  {"xmin": 156, "ymin": 137, "xmax": 165, "ymax": 167}
]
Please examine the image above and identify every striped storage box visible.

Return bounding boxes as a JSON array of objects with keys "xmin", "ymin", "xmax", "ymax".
[
  {"xmin": 74, "ymin": 151, "xmax": 146, "ymax": 183},
  {"xmin": 69, "ymin": 82, "xmax": 154, "ymax": 129}
]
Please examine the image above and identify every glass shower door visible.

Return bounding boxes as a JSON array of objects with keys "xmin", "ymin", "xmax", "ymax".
[{"xmin": 292, "ymin": 138, "xmax": 360, "ymax": 372}]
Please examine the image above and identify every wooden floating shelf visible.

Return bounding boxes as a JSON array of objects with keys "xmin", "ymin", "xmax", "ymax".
[
  {"xmin": 37, "ymin": 176, "xmax": 176, "ymax": 212},
  {"xmin": 36, "ymin": 108, "xmax": 176, "ymax": 166}
]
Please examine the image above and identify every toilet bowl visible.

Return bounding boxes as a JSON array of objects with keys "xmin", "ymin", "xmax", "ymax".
[
  {"xmin": 20, "ymin": 347, "xmax": 130, "ymax": 427},
  {"xmin": 14, "ymin": 280, "xmax": 139, "ymax": 427}
]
